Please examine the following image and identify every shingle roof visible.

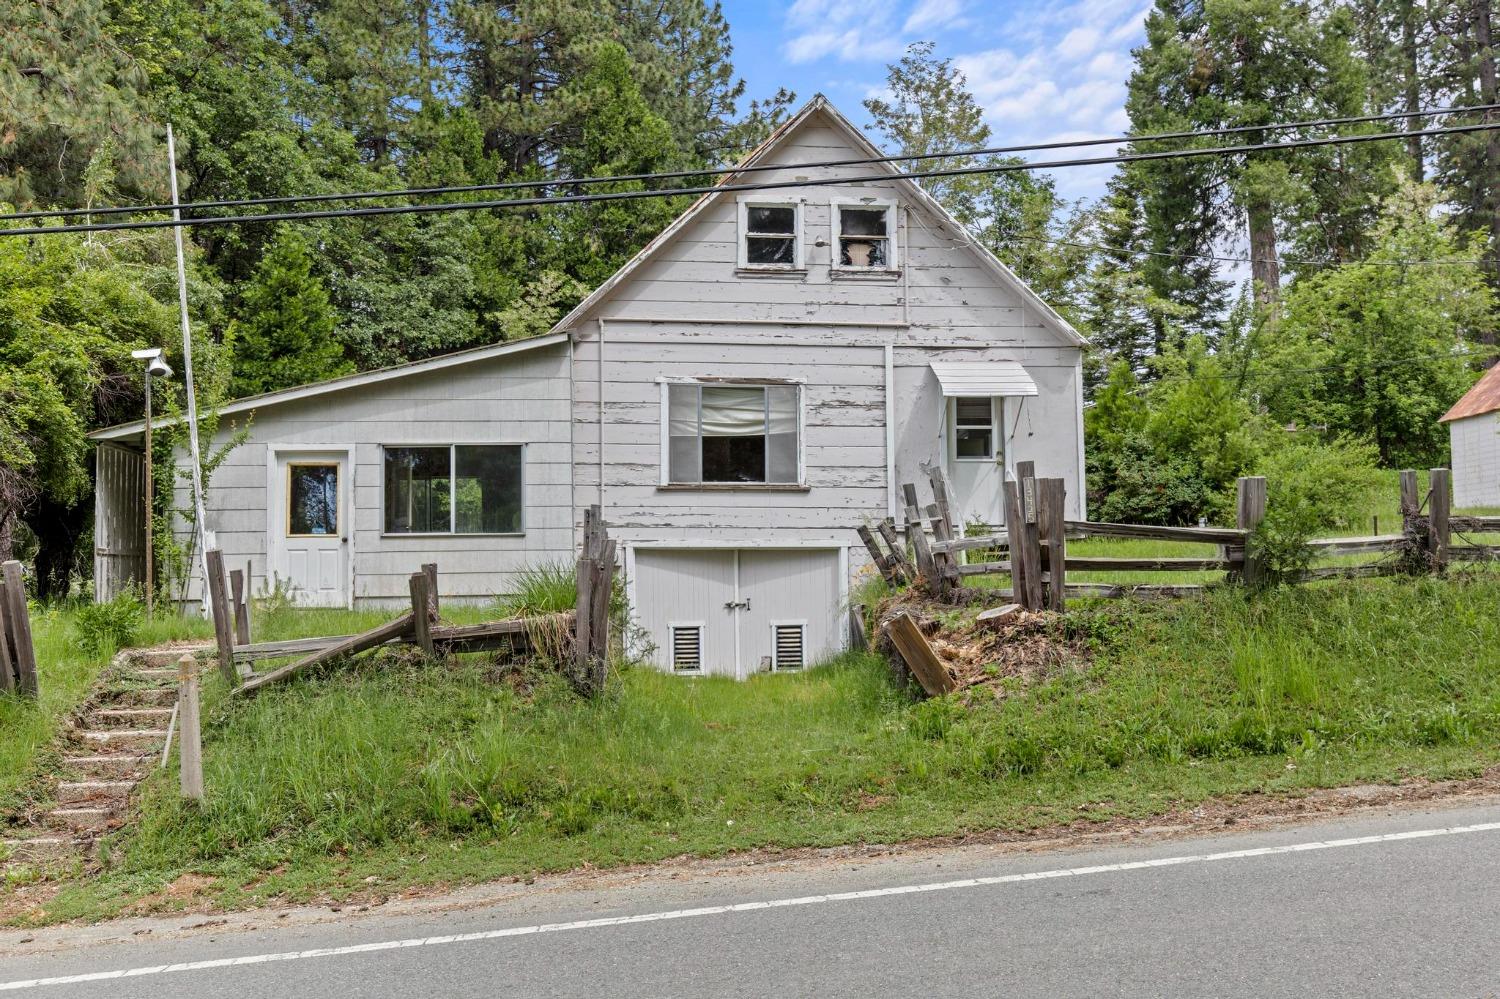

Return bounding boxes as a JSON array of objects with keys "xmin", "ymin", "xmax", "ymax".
[{"xmin": 1440, "ymin": 364, "xmax": 1500, "ymax": 423}]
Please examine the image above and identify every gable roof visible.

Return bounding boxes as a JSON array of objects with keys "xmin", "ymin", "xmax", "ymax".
[
  {"xmin": 550, "ymin": 95, "xmax": 1086, "ymax": 347},
  {"xmin": 1441, "ymin": 364, "xmax": 1500, "ymax": 423},
  {"xmin": 89, "ymin": 332, "xmax": 570, "ymax": 442}
]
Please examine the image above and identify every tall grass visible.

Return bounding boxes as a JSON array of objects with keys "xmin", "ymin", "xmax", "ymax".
[
  {"xmin": 493, "ymin": 560, "xmax": 577, "ymax": 617},
  {"xmin": 51, "ymin": 575, "xmax": 1500, "ymax": 920}
]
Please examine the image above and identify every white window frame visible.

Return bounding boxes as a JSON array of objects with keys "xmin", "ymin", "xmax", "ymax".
[
  {"xmin": 830, "ymin": 198, "xmax": 898, "ymax": 271},
  {"xmin": 949, "ymin": 397, "xmax": 1000, "ymax": 463},
  {"xmin": 379, "ymin": 442, "xmax": 527, "ymax": 537},
  {"xmin": 656, "ymin": 378, "xmax": 807, "ymax": 487},
  {"xmin": 737, "ymin": 198, "xmax": 804, "ymax": 270}
]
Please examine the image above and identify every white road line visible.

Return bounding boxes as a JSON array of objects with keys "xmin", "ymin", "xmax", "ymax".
[{"xmin": 5, "ymin": 819, "xmax": 1499, "ymax": 992}]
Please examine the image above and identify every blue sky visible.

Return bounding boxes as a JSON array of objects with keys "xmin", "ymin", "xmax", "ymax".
[{"xmin": 720, "ymin": 0, "xmax": 1152, "ymax": 204}]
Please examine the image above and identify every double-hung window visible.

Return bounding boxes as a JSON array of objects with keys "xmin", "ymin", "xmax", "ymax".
[
  {"xmin": 739, "ymin": 201, "xmax": 801, "ymax": 268},
  {"xmin": 666, "ymin": 382, "xmax": 800, "ymax": 485},
  {"xmin": 952, "ymin": 397, "xmax": 997, "ymax": 461},
  {"xmin": 383, "ymin": 444, "xmax": 523, "ymax": 534},
  {"xmin": 834, "ymin": 201, "xmax": 896, "ymax": 270}
]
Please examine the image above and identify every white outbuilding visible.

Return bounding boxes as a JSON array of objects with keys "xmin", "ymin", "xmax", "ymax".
[{"xmin": 1441, "ymin": 365, "xmax": 1500, "ymax": 508}]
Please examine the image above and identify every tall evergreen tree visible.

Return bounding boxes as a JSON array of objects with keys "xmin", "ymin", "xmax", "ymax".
[{"xmin": 229, "ymin": 231, "xmax": 350, "ymax": 397}]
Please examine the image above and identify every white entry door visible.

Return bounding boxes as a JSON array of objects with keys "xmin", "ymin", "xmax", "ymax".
[
  {"xmin": 272, "ymin": 451, "xmax": 348, "ymax": 607},
  {"xmin": 631, "ymin": 547, "xmax": 845, "ymax": 677},
  {"xmin": 946, "ymin": 395, "xmax": 1004, "ymax": 528}
]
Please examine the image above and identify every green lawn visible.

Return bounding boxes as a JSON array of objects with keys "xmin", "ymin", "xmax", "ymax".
[{"xmin": 12, "ymin": 575, "xmax": 1500, "ymax": 925}]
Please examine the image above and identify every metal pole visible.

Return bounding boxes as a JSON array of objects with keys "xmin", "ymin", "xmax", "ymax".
[
  {"xmin": 143, "ymin": 373, "xmax": 153, "ymax": 617},
  {"xmin": 166, "ymin": 124, "xmax": 214, "ymax": 619}
]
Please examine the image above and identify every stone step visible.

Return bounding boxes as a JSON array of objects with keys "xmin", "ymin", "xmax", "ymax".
[
  {"xmin": 1, "ymin": 836, "xmax": 79, "ymax": 864},
  {"xmin": 81, "ymin": 729, "xmax": 167, "ymax": 751},
  {"xmin": 134, "ymin": 647, "xmax": 209, "ymax": 668},
  {"xmin": 57, "ymin": 781, "xmax": 135, "ymax": 805},
  {"xmin": 47, "ymin": 806, "xmax": 115, "ymax": 831},
  {"xmin": 61, "ymin": 753, "xmax": 154, "ymax": 778},
  {"xmin": 90, "ymin": 707, "xmax": 174, "ymax": 730},
  {"xmin": 108, "ymin": 687, "xmax": 178, "ymax": 707}
]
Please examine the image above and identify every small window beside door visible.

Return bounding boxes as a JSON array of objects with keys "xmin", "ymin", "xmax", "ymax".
[
  {"xmin": 287, "ymin": 463, "xmax": 339, "ymax": 537},
  {"xmin": 954, "ymin": 397, "xmax": 997, "ymax": 461},
  {"xmin": 666, "ymin": 382, "xmax": 801, "ymax": 485},
  {"xmin": 383, "ymin": 444, "xmax": 523, "ymax": 534}
]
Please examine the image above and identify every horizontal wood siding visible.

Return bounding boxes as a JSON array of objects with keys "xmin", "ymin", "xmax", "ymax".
[{"xmin": 168, "ymin": 342, "xmax": 573, "ymax": 607}]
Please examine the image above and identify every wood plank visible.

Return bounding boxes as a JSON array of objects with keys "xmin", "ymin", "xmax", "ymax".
[
  {"xmin": 410, "ymin": 572, "xmax": 433, "ymax": 656},
  {"xmin": 1445, "ymin": 545, "xmax": 1500, "ymax": 562},
  {"xmin": 1305, "ymin": 534, "xmax": 1408, "ymax": 556},
  {"xmin": 1062, "ymin": 521, "xmax": 1249, "ymax": 544},
  {"xmin": 903, "ymin": 485, "xmax": 938, "ymax": 589},
  {"xmin": 1399, "ymin": 469, "xmax": 1420, "ymax": 519},
  {"xmin": 1038, "ymin": 478, "xmax": 1067, "ymax": 611},
  {"xmin": 1430, "ymin": 467, "xmax": 1451, "ymax": 566},
  {"xmin": 1063, "ymin": 556, "xmax": 1232, "ymax": 572},
  {"xmin": 957, "ymin": 560, "xmax": 1011, "ymax": 576},
  {"xmin": 848, "ymin": 605, "xmax": 868, "ymax": 652},
  {"xmin": 574, "ymin": 553, "xmax": 595, "ymax": 684},
  {"xmin": 925, "ymin": 502, "xmax": 959, "ymax": 599},
  {"xmin": 1, "ymin": 562, "xmax": 37, "ymax": 697},
  {"xmin": 423, "ymin": 562, "xmax": 439, "ymax": 618},
  {"xmin": 204, "ymin": 550, "xmax": 239, "ymax": 685},
  {"xmin": 0, "ymin": 579, "xmax": 15, "ymax": 694},
  {"xmin": 1003, "ymin": 481, "xmax": 1031, "ymax": 609},
  {"xmin": 1448, "ymin": 515, "xmax": 1500, "ymax": 533},
  {"xmin": 1301, "ymin": 563, "xmax": 1404, "ymax": 580},
  {"xmin": 1236, "ymin": 476, "xmax": 1268, "ymax": 586},
  {"xmin": 236, "ymin": 612, "xmax": 416, "ymax": 696},
  {"xmin": 929, "ymin": 534, "xmax": 1009, "ymax": 555},
  {"xmin": 1016, "ymin": 477, "xmax": 1044, "ymax": 612},
  {"xmin": 589, "ymin": 540, "xmax": 617, "ymax": 690},
  {"xmin": 230, "ymin": 569, "xmax": 251, "ymax": 646},
  {"xmin": 857, "ymin": 525, "xmax": 897, "ymax": 585},
  {"xmin": 882, "ymin": 613, "xmax": 956, "ymax": 696},
  {"xmin": 875, "ymin": 518, "xmax": 912, "ymax": 579}
]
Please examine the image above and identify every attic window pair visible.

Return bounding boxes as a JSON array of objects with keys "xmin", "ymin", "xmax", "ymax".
[{"xmin": 738, "ymin": 199, "xmax": 896, "ymax": 271}]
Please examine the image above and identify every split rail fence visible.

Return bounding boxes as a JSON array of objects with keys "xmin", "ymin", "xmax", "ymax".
[
  {"xmin": 0, "ymin": 560, "xmax": 39, "ymax": 698},
  {"xmin": 858, "ymin": 463, "xmax": 1477, "ymax": 613},
  {"xmin": 213, "ymin": 504, "xmax": 615, "ymax": 697}
]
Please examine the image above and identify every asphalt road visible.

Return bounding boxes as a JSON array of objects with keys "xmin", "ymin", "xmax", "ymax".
[{"xmin": 5, "ymin": 800, "xmax": 1500, "ymax": 998}]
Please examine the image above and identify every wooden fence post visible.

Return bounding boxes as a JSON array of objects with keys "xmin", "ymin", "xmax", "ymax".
[
  {"xmin": 1236, "ymin": 477, "xmax": 1268, "ymax": 586},
  {"xmin": 410, "ymin": 571, "xmax": 433, "ymax": 656},
  {"xmin": 422, "ymin": 562, "xmax": 440, "ymax": 619},
  {"xmin": 1003, "ymin": 480, "xmax": 1031, "ymax": 609},
  {"xmin": 229, "ymin": 568, "xmax": 251, "ymax": 646},
  {"xmin": 1, "ymin": 562, "xmax": 37, "ymax": 697},
  {"xmin": 590, "ymin": 539, "xmax": 616, "ymax": 690},
  {"xmin": 177, "ymin": 653, "xmax": 203, "ymax": 802},
  {"xmin": 204, "ymin": 549, "xmax": 240, "ymax": 684},
  {"xmin": 876, "ymin": 519, "xmax": 912, "ymax": 581},
  {"xmin": 0, "ymin": 576, "xmax": 15, "ymax": 695},
  {"xmin": 574, "ymin": 551, "xmax": 594, "ymax": 685},
  {"xmin": 1038, "ymin": 478, "xmax": 1067, "ymax": 611},
  {"xmin": 1429, "ymin": 467, "xmax": 1451, "ymax": 568},
  {"xmin": 1014, "ymin": 465, "xmax": 1044, "ymax": 612},
  {"xmin": 857, "ymin": 525, "xmax": 897, "ymax": 585},
  {"xmin": 925, "ymin": 502, "xmax": 959, "ymax": 599},
  {"xmin": 1398, "ymin": 469, "xmax": 1420, "ymax": 521},
  {"xmin": 902, "ymin": 483, "xmax": 938, "ymax": 590}
]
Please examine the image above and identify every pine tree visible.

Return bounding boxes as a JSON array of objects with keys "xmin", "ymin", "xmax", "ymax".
[{"xmin": 229, "ymin": 232, "xmax": 351, "ymax": 397}]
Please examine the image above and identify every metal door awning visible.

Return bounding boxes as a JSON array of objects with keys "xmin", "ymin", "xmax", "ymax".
[{"xmin": 929, "ymin": 360, "xmax": 1038, "ymax": 397}]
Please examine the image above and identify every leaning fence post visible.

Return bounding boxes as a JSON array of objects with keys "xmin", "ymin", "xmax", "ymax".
[
  {"xmin": 0, "ymin": 577, "xmax": 15, "ymax": 696},
  {"xmin": 1, "ymin": 561, "xmax": 37, "ymax": 697},
  {"xmin": 1429, "ymin": 468, "xmax": 1451, "ymax": 569},
  {"xmin": 205, "ymin": 549, "xmax": 240, "ymax": 684},
  {"xmin": 1236, "ymin": 477, "xmax": 1268, "ymax": 586},
  {"xmin": 177, "ymin": 653, "xmax": 204, "ymax": 802}
]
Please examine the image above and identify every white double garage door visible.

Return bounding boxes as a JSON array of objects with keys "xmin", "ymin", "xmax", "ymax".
[{"xmin": 629, "ymin": 546, "xmax": 848, "ymax": 678}]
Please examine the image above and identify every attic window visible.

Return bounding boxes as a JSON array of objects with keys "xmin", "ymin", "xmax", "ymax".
[
  {"xmin": 834, "ymin": 201, "xmax": 896, "ymax": 269},
  {"xmin": 739, "ymin": 201, "xmax": 801, "ymax": 269}
]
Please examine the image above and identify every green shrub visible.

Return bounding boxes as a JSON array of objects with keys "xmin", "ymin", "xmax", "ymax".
[
  {"xmin": 73, "ymin": 590, "xmax": 144, "ymax": 656},
  {"xmin": 1251, "ymin": 436, "xmax": 1385, "ymax": 584}
]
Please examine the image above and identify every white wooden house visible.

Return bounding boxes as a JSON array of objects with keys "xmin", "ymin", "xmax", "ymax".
[
  {"xmin": 89, "ymin": 96, "xmax": 1087, "ymax": 677},
  {"xmin": 1441, "ymin": 364, "xmax": 1500, "ymax": 507}
]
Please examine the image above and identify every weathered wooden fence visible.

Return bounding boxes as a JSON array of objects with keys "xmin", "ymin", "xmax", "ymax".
[
  {"xmin": 220, "ymin": 506, "xmax": 616, "ymax": 696},
  {"xmin": 859, "ymin": 465, "xmax": 1471, "ymax": 612}
]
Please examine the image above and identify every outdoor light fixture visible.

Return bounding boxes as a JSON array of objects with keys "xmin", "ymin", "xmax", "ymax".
[{"xmin": 132, "ymin": 348, "xmax": 173, "ymax": 615}]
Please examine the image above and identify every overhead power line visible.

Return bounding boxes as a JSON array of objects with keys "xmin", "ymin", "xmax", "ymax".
[
  {"xmin": 2, "ymin": 102, "xmax": 1493, "ymax": 227},
  {"xmin": 3, "ymin": 119, "xmax": 1499, "ymax": 239}
]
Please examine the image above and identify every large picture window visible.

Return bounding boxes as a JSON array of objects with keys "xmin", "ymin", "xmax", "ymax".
[
  {"xmin": 383, "ymin": 444, "xmax": 523, "ymax": 534},
  {"xmin": 667, "ymin": 383, "xmax": 800, "ymax": 485}
]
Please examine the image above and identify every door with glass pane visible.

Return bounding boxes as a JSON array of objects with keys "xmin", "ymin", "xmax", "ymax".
[
  {"xmin": 273, "ymin": 452, "xmax": 348, "ymax": 606},
  {"xmin": 947, "ymin": 396, "xmax": 1003, "ymax": 528}
]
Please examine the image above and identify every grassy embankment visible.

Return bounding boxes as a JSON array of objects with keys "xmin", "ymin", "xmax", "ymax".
[{"xmin": 10, "ymin": 570, "xmax": 1500, "ymax": 924}]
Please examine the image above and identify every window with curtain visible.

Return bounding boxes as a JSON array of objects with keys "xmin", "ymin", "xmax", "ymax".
[
  {"xmin": 667, "ymin": 383, "xmax": 799, "ymax": 484},
  {"xmin": 384, "ymin": 444, "xmax": 523, "ymax": 533}
]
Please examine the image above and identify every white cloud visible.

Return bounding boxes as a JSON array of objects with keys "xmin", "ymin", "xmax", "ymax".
[
  {"xmin": 1054, "ymin": 27, "xmax": 1101, "ymax": 61},
  {"xmin": 903, "ymin": 0, "xmax": 966, "ymax": 33},
  {"xmin": 783, "ymin": 0, "xmax": 903, "ymax": 64}
]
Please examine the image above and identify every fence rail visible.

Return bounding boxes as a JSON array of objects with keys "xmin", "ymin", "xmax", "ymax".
[{"xmin": 858, "ymin": 464, "xmax": 1483, "ymax": 611}]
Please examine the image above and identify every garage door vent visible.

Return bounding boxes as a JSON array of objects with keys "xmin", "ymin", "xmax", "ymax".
[
  {"xmin": 773, "ymin": 623, "xmax": 806, "ymax": 671},
  {"xmin": 670, "ymin": 625, "xmax": 702, "ymax": 672}
]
